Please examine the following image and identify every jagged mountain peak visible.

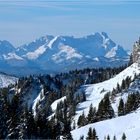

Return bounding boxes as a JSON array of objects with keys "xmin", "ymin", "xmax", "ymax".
[
  {"xmin": 0, "ymin": 40, "xmax": 15, "ymax": 54},
  {"xmin": 0, "ymin": 32, "xmax": 129, "ymax": 76}
]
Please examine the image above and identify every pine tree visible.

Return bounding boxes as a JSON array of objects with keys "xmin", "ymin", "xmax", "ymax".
[
  {"xmin": 117, "ymin": 83, "xmax": 121, "ymax": 93},
  {"xmin": 103, "ymin": 94, "xmax": 115, "ymax": 119},
  {"xmin": 0, "ymin": 88, "xmax": 10, "ymax": 139},
  {"xmin": 7, "ymin": 94, "xmax": 20, "ymax": 139},
  {"xmin": 86, "ymin": 127, "xmax": 98, "ymax": 140},
  {"xmin": 107, "ymin": 134, "xmax": 110, "ymax": 140},
  {"xmin": 87, "ymin": 104, "xmax": 96, "ymax": 123},
  {"xmin": 113, "ymin": 135, "xmax": 117, "ymax": 140},
  {"xmin": 118, "ymin": 98, "xmax": 125, "ymax": 116},
  {"xmin": 92, "ymin": 128, "xmax": 98, "ymax": 140},
  {"xmin": 121, "ymin": 79, "xmax": 126, "ymax": 90},
  {"xmin": 122, "ymin": 133, "xmax": 126, "ymax": 140},
  {"xmin": 77, "ymin": 112, "xmax": 87, "ymax": 127},
  {"xmin": 125, "ymin": 93, "xmax": 137, "ymax": 114},
  {"xmin": 97, "ymin": 93, "xmax": 114, "ymax": 121},
  {"xmin": 82, "ymin": 92, "xmax": 86, "ymax": 102},
  {"xmin": 86, "ymin": 127, "xmax": 93, "ymax": 140}
]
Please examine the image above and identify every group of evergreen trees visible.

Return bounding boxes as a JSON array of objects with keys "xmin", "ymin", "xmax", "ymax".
[
  {"xmin": 0, "ymin": 91, "xmax": 72, "ymax": 139},
  {"xmin": 77, "ymin": 93, "xmax": 114, "ymax": 127},
  {"xmin": 84, "ymin": 127, "xmax": 126, "ymax": 140},
  {"xmin": 78, "ymin": 91, "xmax": 140, "ymax": 128},
  {"xmin": 118, "ymin": 92, "xmax": 140, "ymax": 116},
  {"xmin": 111, "ymin": 75, "xmax": 134, "ymax": 102},
  {"xmin": 86, "ymin": 127, "xmax": 98, "ymax": 140},
  {"xmin": 0, "ymin": 59, "xmax": 136, "ymax": 139}
]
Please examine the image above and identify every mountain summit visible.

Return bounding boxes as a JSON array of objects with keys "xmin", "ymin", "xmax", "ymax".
[{"xmin": 0, "ymin": 32, "xmax": 129, "ymax": 76}]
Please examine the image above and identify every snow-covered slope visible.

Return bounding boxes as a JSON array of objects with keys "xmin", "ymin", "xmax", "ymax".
[
  {"xmin": 50, "ymin": 63, "xmax": 139, "ymax": 115},
  {"xmin": 71, "ymin": 63, "xmax": 140, "ymax": 139},
  {"xmin": 0, "ymin": 32, "xmax": 129, "ymax": 76},
  {"xmin": 74, "ymin": 63, "xmax": 139, "ymax": 119},
  {"xmin": 71, "ymin": 110, "xmax": 140, "ymax": 140},
  {"xmin": 0, "ymin": 73, "xmax": 17, "ymax": 88},
  {"xmin": 49, "ymin": 63, "xmax": 140, "ymax": 139},
  {"xmin": 51, "ymin": 96, "xmax": 66, "ymax": 112}
]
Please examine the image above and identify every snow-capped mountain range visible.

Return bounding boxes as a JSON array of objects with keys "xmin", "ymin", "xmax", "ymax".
[{"xmin": 0, "ymin": 32, "xmax": 129, "ymax": 76}]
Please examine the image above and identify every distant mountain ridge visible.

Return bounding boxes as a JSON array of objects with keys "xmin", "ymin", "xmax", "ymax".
[{"xmin": 0, "ymin": 32, "xmax": 129, "ymax": 76}]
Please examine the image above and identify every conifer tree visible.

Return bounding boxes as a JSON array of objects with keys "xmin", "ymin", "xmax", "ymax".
[
  {"xmin": 92, "ymin": 128, "xmax": 98, "ymax": 140},
  {"xmin": 87, "ymin": 104, "xmax": 96, "ymax": 123},
  {"xmin": 113, "ymin": 135, "xmax": 117, "ymax": 140},
  {"xmin": 107, "ymin": 134, "xmax": 110, "ymax": 140},
  {"xmin": 86, "ymin": 127, "xmax": 93, "ymax": 140},
  {"xmin": 86, "ymin": 127, "xmax": 98, "ymax": 140},
  {"xmin": 77, "ymin": 112, "xmax": 87, "ymax": 127},
  {"xmin": 118, "ymin": 98, "xmax": 125, "ymax": 116},
  {"xmin": 97, "ymin": 93, "xmax": 114, "ymax": 121},
  {"xmin": 122, "ymin": 133, "xmax": 126, "ymax": 140}
]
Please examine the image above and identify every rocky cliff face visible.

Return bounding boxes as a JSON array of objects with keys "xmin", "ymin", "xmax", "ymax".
[{"xmin": 132, "ymin": 38, "xmax": 140, "ymax": 63}]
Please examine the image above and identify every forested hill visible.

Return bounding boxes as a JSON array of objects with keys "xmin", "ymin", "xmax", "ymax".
[{"xmin": 2, "ymin": 62, "xmax": 140, "ymax": 139}]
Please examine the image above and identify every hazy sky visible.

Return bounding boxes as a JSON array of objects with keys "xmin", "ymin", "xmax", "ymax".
[{"xmin": 0, "ymin": 0, "xmax": 140, "ymax": 49}]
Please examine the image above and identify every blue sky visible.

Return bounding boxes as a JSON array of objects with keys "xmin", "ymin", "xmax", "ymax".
[{"xmin": 0, "ymin": 0, "xmax": 140, "ymax": 49}]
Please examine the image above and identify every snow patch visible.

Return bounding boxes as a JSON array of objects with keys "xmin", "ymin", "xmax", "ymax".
[
  {"xmin": 52, "ymin": 45, "xmax": 83, "ymax": 62},
  {"xmin": 3, "ymin": 53, "xmax": 24, "ymax": 60},
  {"xmin": 32, "ymin": 87, "xmax": 44, "ymax": 116},
  {"xmin": 105, "ymin": 46, "xmax": 118, "ymax": 58},
  {"xmin": 51, "ymin": 96, "xmax": 66, "ymax": 112},
  {"xmin": 48, "ymin": 36, "xmax": 58, "ymax": 48},
  {"xmin": 25, "ymin": 45, "xmax": 47, "ymax": 60}
]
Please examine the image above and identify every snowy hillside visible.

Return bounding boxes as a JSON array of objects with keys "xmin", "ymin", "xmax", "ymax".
[
  {"xmin": 71, "ymin": 110, "xmax": 140, "ymax": 140},
  {"xmin": 49, "ymin": 63, "xmax": 140, "ymax": 139},
  {"xmin": 0, "ymin": 73, "xmax": 17, "ymax": 88},
  {"xmin": 1, "ymin": 62, "xmax": 140, "ymax": 139},
  {"xmin": 51, "ymin": 63, "xmax": 139, "ymax": 117},
  {"xmin": 74, "ymin": 63, "xmax": 139, "ymax": 118},
  {"xmin": 0, "ymin": 32, "xmax": 129, "ymax": 76}
]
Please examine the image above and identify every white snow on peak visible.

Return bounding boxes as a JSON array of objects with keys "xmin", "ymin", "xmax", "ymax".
[
  {"xmin": 25, "ymin": 36, "xmax": 59, "ymax": 60},
  {"xmin": 3, "ymin": 53, "xmax": 24, "ymax": 60},
  {"xmin": 105, "ymin": 46, "xmax": 118, "ymax": 58},
  {"xmin": 47, "ymin": 36, "xmax": 58, "ymax": 49},
  {"xmin": 52, "ymin": 45, "xmax": 83, "ymax": 62},
  {"xmin": 101, "ymin": 33, "xmax": 110, "ymax": 49},
  {"xmin": 25, "ymin": 45, "xmax": 47, "ymax": 60}
]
